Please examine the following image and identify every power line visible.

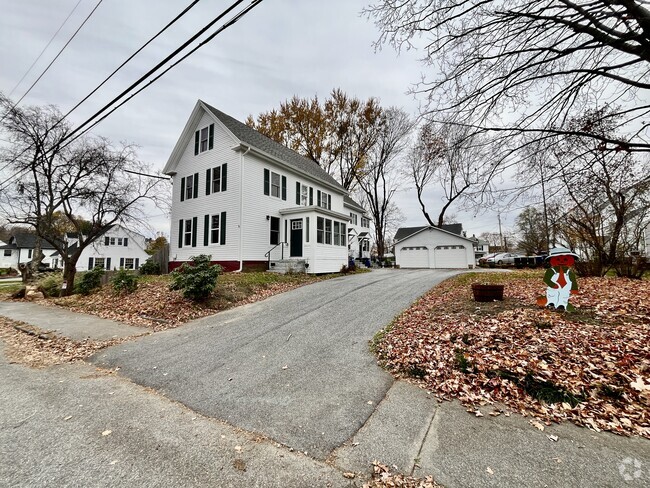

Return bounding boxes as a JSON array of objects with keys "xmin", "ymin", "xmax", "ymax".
[
  {"xmin": 8, "ymin": 0, "xmax": 103, "ymax": 111},
  {"xmin": 66, "ymin": 0, "xmax": 264, "ymax": 146},
  {"xmin": 62, "ymin": 0, "xmax": 249, "ymax": 144},
  {"xmin": 7, "ymin": 0, "xmax": 86, "ymax": 98},
  {"xmin": 59, "ymin": 0, "xmax": 202, "ymax": 125}
]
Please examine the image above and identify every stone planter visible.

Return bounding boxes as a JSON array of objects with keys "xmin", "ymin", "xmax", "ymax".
[{"xmin": 472, "ymin": 283, "xmax": 504, "ymax": 302}]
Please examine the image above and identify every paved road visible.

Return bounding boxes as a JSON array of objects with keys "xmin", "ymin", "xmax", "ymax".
[{"xmin": 92, "ymin": 269, "xmax": 458, "ymax": 458}]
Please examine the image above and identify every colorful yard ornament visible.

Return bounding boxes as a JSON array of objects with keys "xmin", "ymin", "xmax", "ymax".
[{"xmin": 537, "ymin": 247, "xmax": 579, "ymax": 312}]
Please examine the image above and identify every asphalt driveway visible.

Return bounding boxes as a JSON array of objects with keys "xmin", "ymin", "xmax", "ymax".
[{"xmin": 91, "ymin": 269, "xmax": 459, "ymax": 459}]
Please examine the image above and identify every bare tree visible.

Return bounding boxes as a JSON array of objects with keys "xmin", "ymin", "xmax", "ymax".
[
  {"xmin": 0, "ymin": 95, "xmax": 166, "ymax": 292},
  {"xmin": 549, "ymin": 110, "xmax": 650, "ymax": 274},
  {"xmin": 365, "ymin": 1, "xmax": 650, "ymax": 152},
  {"xmin": 356, "ymin": 107, "xmax": 413, "ymax": 258},
  {"xmin": 409, "ymin": 121, "xmax": 490, "ymax": 227}
]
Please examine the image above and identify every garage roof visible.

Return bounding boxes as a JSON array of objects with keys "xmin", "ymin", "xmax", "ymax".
[{"xmin": 394, "ymin": 225, "xmax": 475, "ymax": 246}]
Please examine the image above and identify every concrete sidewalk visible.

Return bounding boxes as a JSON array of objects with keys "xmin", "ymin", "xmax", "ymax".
[
  {"xmin": 0, "ymin": 301, "xmax": 147, "ymax": 341},
  {"xmin": 334, "ymin": 381, "xmax": 650, "ymax": 487}
]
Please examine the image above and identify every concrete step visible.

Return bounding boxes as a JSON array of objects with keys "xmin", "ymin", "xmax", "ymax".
[{"xmin": 268, "ymin": 259, "xmax": 306, "ymax": 274}]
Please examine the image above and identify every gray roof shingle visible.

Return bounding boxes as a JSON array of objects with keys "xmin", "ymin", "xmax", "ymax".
[
  {"xmin": 343, "ymin": 195, "xmax": 365, "ymax": 211},
  {"xmin": 394, "ymin": 224, "xmax": 464, "ymax": 242},
  {"xmin": 202, "ymin": 102, "xmax": 344, "ymax": 192}
]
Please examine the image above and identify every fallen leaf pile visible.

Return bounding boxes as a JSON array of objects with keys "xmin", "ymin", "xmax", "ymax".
[
  {"xmin": 0, "ymin": 316, "xmax": 124, "ymax": 368},
  {"xmin": 364, "ymin": 462, "xmax": 442, "ymax": 488},
  {"xmin": 375, "ymin": 272, "xmax": 650, "ymax": 438},
  {"xmin": 43, "ymin": 274, "xmax": 324, "ymax": 331}
]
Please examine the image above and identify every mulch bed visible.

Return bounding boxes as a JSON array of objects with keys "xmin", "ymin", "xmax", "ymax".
[{"xmin": 374, "ymin": 271, "xmax": 650, "ymax": 438}]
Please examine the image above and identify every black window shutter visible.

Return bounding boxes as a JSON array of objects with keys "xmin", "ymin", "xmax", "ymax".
[
  {"xmin": 106, "ymin": 257, "xmax": 111, "ymax": 270},
  {"xmin": 120, "ymin": 257, "xmax": 124, "ymax": 268},
  {"xmin": 221, "ymin": 163, "xmax": 227, "ymax": 191},
  {"xmin": 88, "ymin": 257, "xmax": 94, "ymax": 269},
  {"xmin": 309, "ymin": 187, "xmax": 313, "ymax": 205},
  {"xmin": 204, "ymin": 214, "xmax": 209, "ymax": 246},
  {"xmin": 327, "ymin": 194, "xmax": 331, "ymax": 210},
  {"xmin": 220, "ymin": 212, "xmax": 226, "ymax": 245},
  {"xmin": 104, "ymin": 236, "xmax": 109, "ymax": 245},
  {"xmin": 208, "ymin": 123, "xmax": 214, "ymax": 150},
  {"xmin": 124, "ymin": 238, "xmax": 128, "ymax": 247},
  {"xmin": 135, "ymin": 258, "xmax": 139, "ymax": 268},
  {"xmin": 178, "ymin": 220, "xmax": 184, "ymax": 248},
  {"xmin": 191, "ymin": 217, "xmax": 198, "ymax": 247},
  {"xmin": 193, "ymin": 173, "xmax": 199, "ymax": 199},
  {"xmin": 206, "ymin": 168, "xmax": 212, "ymax": 195},
  {"xmin": 180, "ymin": 177, "xmax": 186, "ymax": 202},
  {"xmin": 264, "ymin": 169, "xmax": 270, "ymax": 195},
  {"xmin": 296, "ymin": 182, "xmax": 300, "ymax": 204},
  {"xmin": 281, "ymin": 176, "xmax": 287, "ymax": 201},
  {"xmin": 194, "ymin": 131, "xmax": 199, "ymax": 155},
  {"xmin": 317, "ymin": 190, "xmax": 321, "ymax": 207}
]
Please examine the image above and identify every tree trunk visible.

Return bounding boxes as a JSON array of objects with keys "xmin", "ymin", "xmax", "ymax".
[{"xmin": 62, "ymin": 265, "xmax": 76, "ymax": 296}]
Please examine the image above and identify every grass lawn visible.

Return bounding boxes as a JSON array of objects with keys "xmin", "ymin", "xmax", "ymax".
[{"xmin": 373, "ymin": 270, "xmax": 650, "ymax": 439}]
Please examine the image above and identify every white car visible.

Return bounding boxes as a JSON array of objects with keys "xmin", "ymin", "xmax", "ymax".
[{"xmin": 485, "ymin": 252, "xmax": 520, "ymax": 265}]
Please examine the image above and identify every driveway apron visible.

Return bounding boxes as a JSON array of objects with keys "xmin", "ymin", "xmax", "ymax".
[{"xmin": 91, "ymin": 269, "xmax": 458, "ymax": 459}]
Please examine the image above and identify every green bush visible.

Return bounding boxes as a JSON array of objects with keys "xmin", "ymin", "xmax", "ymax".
[
  {"xmin": 111, "ymin": 269, "xmax": 138, "ymax": 294},
  {"xmin": 139, "ymin": 259, "xmax": 161, "ymax": 275},
  {"xmin": 39, "ymin": 273, "xmax": 64, "ymax": 297},
  {"xmin": 169, "ymin": 255, "xmax": 221, "ymax": 301},
  {"xmin": 75, "ymin": 266, "xmax": 105, "ymax": 295}
]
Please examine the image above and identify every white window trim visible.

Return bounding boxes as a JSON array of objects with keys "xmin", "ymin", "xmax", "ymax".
[
  {"xmin": 211, "ymin": 214, "xmax": 220, "ymax": 244},
  {"xmin": 185, "ymin": 174, "xmax": 195, "ymax": 200},
  {"xmin": 271, "ymin": 172, "xmax": 281, "ymax": 198},
  {"xmin": 184, "ymin": 219, "xmax": 193, "ymax": 246}
]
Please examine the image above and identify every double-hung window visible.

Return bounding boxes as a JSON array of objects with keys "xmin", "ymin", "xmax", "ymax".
[
  {"xmin": 211, "ymin": 215, "xmax": 220, "ymax": 244},
  {"xmin": 194, "ymin": 123, "xmax": 214, "ymax": 155},
  {"xmin": 271, "ymin": 172, "xmax": 281, "ymax": 198},
  {"xmin": 185, "ymin": 173, "xmax": 195, "ymax": 200},
  {"xmin": 206, "ymin": 164, "xmax": 227, "ymax": 195},
  {"xmin": 361, "ymin": 217, "xmax": 370, "ymax": 228},
  {"xmin": 324, "ymin": 219, "xmax": 332, "ymax": 245},
  {"xmin": 184, "ymin": 219, "xmax": 193, "ymax": 246},
  {"xmin": 124, "ymin": 258, "xmax": 134, "ymax": 270},
  {"xmin": 333, "ymin": 222, "xmax": 341, "ymax": 246},
  {"xmin": 94, "ymin": 257, "xmax": 105, "ymax": 269},
  {"xmin": 350, "ymin": 213, "xmax": 358, "ymax": 225},
  {"xmin": 318, "ymin": 190, "xmax": 331, "ymax": 210}
]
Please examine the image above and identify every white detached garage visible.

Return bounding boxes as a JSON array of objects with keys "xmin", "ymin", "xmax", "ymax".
[{"xmin": 394, "ymin": 225, "xmax": 475, "ymax": 269}]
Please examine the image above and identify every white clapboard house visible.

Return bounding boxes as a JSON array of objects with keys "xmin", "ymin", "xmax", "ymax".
[{"xmin": 163, "ymin": 100, "xmax": 372, "ymax": 274}]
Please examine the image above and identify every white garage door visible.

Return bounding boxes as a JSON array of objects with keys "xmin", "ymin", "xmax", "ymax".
[
  {"xmin": 433, "ymin": 245, "xmax": 468, "ymax": 268},
  {"xmin": 399, "ymin": 246, "xmax": 429, "ymax": 268}
]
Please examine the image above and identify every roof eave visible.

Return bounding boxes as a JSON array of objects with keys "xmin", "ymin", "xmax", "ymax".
[{"xmin": 237, "ymin": 143, "xmax": 346, "ymax": 195}]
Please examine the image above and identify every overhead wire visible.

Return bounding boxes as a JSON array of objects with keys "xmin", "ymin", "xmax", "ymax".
[
  {"xmin": 7, "ymin": 0, "xmax": 86, "ymax": 98},
  {"xmin": 58, "ymin": 0, "xmax": 202, "ymax": 125},
  {"xmin": 5, "ymin": 0, "xmax": 104, "ymax": 113},
  {"xmin": 64, "ymin": 0, "xmax": 264, "ymax": 147},
  {"xmin": 60, "ymin": 0, "xmax": 250, "ymax": 144}
]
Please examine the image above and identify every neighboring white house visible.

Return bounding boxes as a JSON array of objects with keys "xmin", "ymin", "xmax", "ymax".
[
  {"xmin": 0, "ymin": 226, "xmax": 149, "ymax": 272},
  {"xmin": 163, "ymin": 100, "xmax": 369, "ymax": 274},
  {"xmin": 345, "ymin": 195, "xmax": 371, "ymax": 260},
  {"xmin": 61, "ymin": 225, "xmax": 149, "ymax": 272},
  {"xmin": 393, "ymin": 225, "xmax": 476, "ymax": 269},
  {"xmin": 469, "ymin": 235, "xmax": 490, "ymax": 262},
  {"xmin": 0, "ymin": 234, "xmax": 58, "ymax": 269}
]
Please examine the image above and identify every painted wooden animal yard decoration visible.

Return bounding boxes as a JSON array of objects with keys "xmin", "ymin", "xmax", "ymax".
[{"xmin": 537, "ymin": 247, "xmax": 579, "ymax": 312}]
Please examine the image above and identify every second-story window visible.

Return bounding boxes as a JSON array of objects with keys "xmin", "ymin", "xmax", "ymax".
[
  {"xmin": 361, "ymin": 217, "xmax": 370, "ymax": 228},
  {"xmin": 350, "ymin": 213, "xmax": 358, "ymax": 225},
  {"xmin": 194, "ymin": 123, "xmax": 214, "ymax": 155}
]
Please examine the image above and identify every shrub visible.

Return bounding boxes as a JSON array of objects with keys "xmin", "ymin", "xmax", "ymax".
[
  {"xmin": 75, "ymin": 266, "xmax": 105, "ymax": 295},
  {"xmin": 111, "ymin": 269, "xmax": 138, "ymax": 294},
  {"xmin": 169, "ymin": 255, "xmax": 221, "ymax": 301},
  {"xmin": 340, "ymin": 264, "xmax": 349, "ymax": 274},
  {"xmin": 39, "ymin": 273, "xmax": 64, "ymax": 297},
  {"xmin": 139, "ymin": 259, "xmax": 161, "ymax": 275}
]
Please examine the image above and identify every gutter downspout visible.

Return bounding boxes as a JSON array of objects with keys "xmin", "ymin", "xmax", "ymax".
[{"xmin": 235, "ymin": 145, "xmax": 251, "ymax": 272}]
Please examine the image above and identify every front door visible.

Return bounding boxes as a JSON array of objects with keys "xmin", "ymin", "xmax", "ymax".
[{"xmin": 290, "ymin": 219, "xmax": 303, "ymax": 257}]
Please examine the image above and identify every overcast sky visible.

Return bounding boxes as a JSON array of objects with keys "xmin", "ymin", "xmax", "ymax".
[{"xmin": 0, "ymin": 0, "xmax": 518, "ymax": 239}]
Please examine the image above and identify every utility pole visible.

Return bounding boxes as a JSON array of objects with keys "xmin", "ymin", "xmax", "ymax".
[{"xmin": 498, "ymin": 213, "xmax": 504, "ymax": 251}]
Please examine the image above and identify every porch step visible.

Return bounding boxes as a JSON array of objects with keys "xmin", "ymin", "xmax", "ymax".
[{"xmin": 268, "ymin": 259, "xmax": 306, "ymax": 274}]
